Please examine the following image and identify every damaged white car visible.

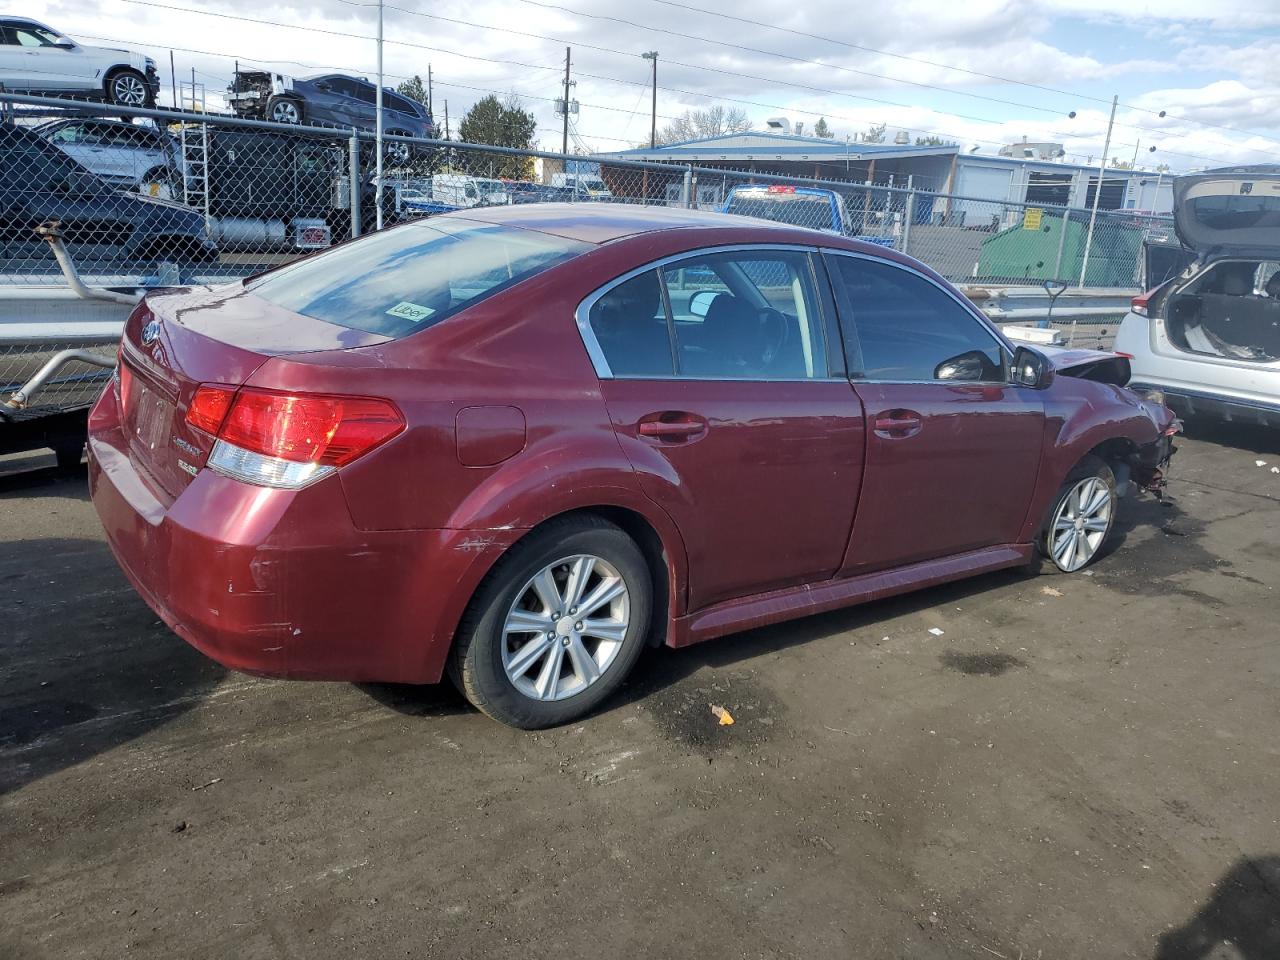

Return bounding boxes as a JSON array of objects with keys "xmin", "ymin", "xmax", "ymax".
[{"xmin": 1115, "ymin": 166, "xmax": 1280, "ymax": 427}]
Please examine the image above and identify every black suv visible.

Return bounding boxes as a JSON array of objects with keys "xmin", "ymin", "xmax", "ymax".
[
  {"xmin": 228, "ymin": 71, "xmax": 434, "ymax": 160},
  {"xmin": 0, "ymin": 124, "xmax": 218, "ymax": 268}
]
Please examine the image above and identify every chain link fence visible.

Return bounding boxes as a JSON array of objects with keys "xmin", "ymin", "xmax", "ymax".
[{"xmin": 1, "ymin": 92, "xmax": 1174, "ymax": 411}]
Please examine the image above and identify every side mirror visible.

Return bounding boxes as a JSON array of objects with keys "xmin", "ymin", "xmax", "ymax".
[
  {"xmin": 688, "ymin": 289, "xmax": 719, "ymax": 318},
  {"xmin": 1011, "ymin": 345, "xmax": 1051, "ymax": 388},
  {"xmin": 52, "ymin": 41, "xmax": 77, "ymax": 50},
  {"xmin": 934, "ymin": 349, "xmax": 993, "ymax": 382},
  {"xmin": 314, "ymin": 80, "xmax": 331, "ymax": 92}
]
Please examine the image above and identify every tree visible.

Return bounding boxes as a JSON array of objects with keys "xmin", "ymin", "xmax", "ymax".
[
  {"xmin": 915, "ymin": 135, "xmax": 953, "ymax": 146},
  {"xmin": 862, "ymin": 122, "xmax": 887, "ymax": 144},
  {"xmin": 457, "ymin": 94, "xmax": 536, "ymax": 179},
  {"xmin": 654, "ymin": 106, "xmax": 751, "ymax": 145},
  {"xmin": 396, "ymin": 75, "xmax": 429, "ymax": 109},
  {"xmin": 813, "ymin": 117, "xmax": 833, "ymax": 139}
]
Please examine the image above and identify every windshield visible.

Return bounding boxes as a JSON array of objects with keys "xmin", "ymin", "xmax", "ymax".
[
  {"xmin": 725, "ymin": 193, "xmax": 835, "ymax": 231},
  {"xmin": 246, "ymin": 218, "xmax": 589, "ymax": 338},
  {"xmin": 475, "ymin": 180, "xmax": 504, "ymax": 194}
]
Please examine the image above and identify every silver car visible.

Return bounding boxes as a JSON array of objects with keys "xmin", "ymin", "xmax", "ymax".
[
  {"xmin": 1115, "ymin": 166, "xmax": 1280, "ymax": 427},
  {"xmin": 34, "ymin": 118, "xmax": 182, "ymax": 196}
]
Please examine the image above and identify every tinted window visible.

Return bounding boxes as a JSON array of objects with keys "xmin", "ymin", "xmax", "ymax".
[
  {"xmin": 661, "ymin": 251, "xmax": 827, "ymax": 379},
  {"xmin": 247, "ymin": 219, "xmax": 588, "ymax": 338},
  {"xmin": 323, "ymin": 77, "xmax": 359, "ymax": 98},
  {"xmin": 587, "ymin": 271, "xmax": 674, "ymax": 377},
  {"xmin": 830, "ymin": 256, "xmax": 1005, "ymax": 382},
  {"xmin": 385, "ymin": 92, "xmax": 416, "ymax": 115}
]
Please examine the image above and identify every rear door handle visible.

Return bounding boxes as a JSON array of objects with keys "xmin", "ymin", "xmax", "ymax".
[
  {"xmin": 873, "ymin": 410, "xmax": 923, "ymax": 439},
  {"xmin": 637, "ymin": 413, "xmax": 708, "ymax": 442}
]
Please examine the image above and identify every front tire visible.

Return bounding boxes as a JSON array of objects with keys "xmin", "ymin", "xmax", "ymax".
[
  {"xmin": 451, "ymin": 516, "xmax": 652, "ymax": 728},
  {"xmin": 267, "ymin": 97, "xmax": 303, "ymax": 124},
  {"xmin": 1040, "ymin": 455, "xmax": 1117, "ymax": 573},
  {"xmin": 106, "ymin": 69, "xmax": 149, "ymax": 108}
]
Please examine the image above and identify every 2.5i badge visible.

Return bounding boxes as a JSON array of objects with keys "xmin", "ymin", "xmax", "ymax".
[{"xmin": 386, "ymin": 301, "xmax": 436, "ymax": 323}]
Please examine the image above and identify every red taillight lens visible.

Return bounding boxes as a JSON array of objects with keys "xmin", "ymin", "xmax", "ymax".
[
  {"xmin": 186, "ymin": 384, "xmax": 236, "ymax": 434},
  {"xmin": 1131, "ymin": 291, "xmax": 1152, "ymax": 317},
  {"xmin": 214, "ymin": 388, "xmax": 404, "ymax": 466}
]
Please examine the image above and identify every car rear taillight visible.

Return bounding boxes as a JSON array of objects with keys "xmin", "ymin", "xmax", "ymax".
[
  {"xmin": 187, "ymin": 386, "xmax": 404, "ymax": 490},
  {"xmin": 186, "ymin": 384, "xmax": 236, "ymax": 434},
  {"xmin": 1131, "ymin": 290, "xmax": 1153, "ymax": 317}
]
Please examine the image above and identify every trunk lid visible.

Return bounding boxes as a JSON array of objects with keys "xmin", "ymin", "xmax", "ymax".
[
  {"xmin": 1173, "ymin": 166, "xmax": 1280, "ymax": 257},
  {"xmin": 118, "ymin": 283, "xmax": 390, "ymax": 500}
]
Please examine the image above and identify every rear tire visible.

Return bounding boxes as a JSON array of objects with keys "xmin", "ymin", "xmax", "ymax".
[
  {"xmin": 450, "ymin": 516, "xmax": 652, "ymax": 728},
  {"xmin": 1038, "ymin": 455, "xmax": 1117, "ymax": 574}
]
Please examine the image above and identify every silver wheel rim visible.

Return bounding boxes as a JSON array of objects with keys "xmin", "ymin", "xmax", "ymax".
[
  {"xmin": 113, "ymin": 74, "xmax": 146, "ymax": 106},
  {"xmin": 501, "ymin": 554, "xmax": 629, "ymax": 702},
  {"xmin": 272, "ymin": 101, "xmax": 300, "ymax": 123},
  {"xmin": 1049, "ymin": 476, "xmax": 1113, "ymax": 572}
]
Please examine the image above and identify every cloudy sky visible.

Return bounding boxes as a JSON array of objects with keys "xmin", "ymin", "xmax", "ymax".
[{"xmin": 25, "ymin": 0, "xmax": 1280, "ymax": 171}]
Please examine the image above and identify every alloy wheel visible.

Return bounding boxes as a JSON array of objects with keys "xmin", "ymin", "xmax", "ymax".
[
  {"xmin": 271, "ymin": 101, "xmax": 300, "ymax": 124},
  {"xmin": 112, "ymin": 74, "xmax": 146, "ymax": 107},
  {"xmin": 1048, "ymin": 476, "xmax": 1114, "ymax": 572},
  {"xmin": 501, "ymin": 555, "xmax": 629, "ymax": 702}
]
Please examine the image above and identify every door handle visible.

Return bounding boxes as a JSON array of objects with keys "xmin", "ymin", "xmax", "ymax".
[
  {"xmin": 637, "ymin": 413, "xmax": 707, "ymax": 442},
  {"xmin": 873, "ymin": 410, "xmax": 923, "ymax": 439}
]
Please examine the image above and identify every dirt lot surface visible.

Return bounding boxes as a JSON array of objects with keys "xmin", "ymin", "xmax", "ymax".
[{"xmin": 2, "ymin": 423, "xmax": 1278, "ymax": 960}]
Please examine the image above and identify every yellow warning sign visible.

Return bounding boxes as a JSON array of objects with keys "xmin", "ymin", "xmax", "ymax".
[{"xmin": 1023, "ymin": 207, "xmax": 1043, "ymax": 230}]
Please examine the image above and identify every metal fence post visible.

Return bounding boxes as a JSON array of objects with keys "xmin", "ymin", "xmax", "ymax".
[
  {"xmin": 902, "ymin": 188, "xmax": 915, "ymax": 255},
  {"xmin": 682, "ymin": 166, "xmax": 693, "ymax": 208},
  {"xmin": 1053, "ymin": 208, "xmax": 1069, "ymax": 279},
  {"xmin": 349, "ymin": 131, "xmax": 362, "ymax": 239}
]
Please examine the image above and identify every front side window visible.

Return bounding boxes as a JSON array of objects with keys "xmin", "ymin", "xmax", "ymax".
[
  {"xmin": 12, "ymin": 23, "xmax": 64, "ymax": 47},
  {"xmin": 247, "ymin": 218, "xmax": 588, "ymax": 338},
  {"xmin": 829, "ymin": 255, "xmax": 1005, "ymax": 382},
  {"xmin": 584, "ymin": 248, "xmax": 829, "ymax": 380}
]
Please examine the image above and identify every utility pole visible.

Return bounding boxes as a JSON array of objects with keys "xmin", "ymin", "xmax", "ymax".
[
  {"xmin": 1078, "ymin": 94, "xmax": 1117, "ymax": 288},
  {"xmin": 561, "ymin": 46, "xmax": 572, "ymax": 156},
  {"xmin": 427, "ymin": 64, "xmax": 433, "ymax": 124},
  {"xmin": 443, "ymin": 100, "xmax": 449, "ymax": 139},
  {"xmin": 374, "ymin": 0, "xmax": 384, "ymax": 230},
  {"xmin": 169, "ymin": 51, "xmax": 177, "ymax": 108},
  {"xmin": 642, "ymin": 51, "xmax": 658, "ymax": 149}
]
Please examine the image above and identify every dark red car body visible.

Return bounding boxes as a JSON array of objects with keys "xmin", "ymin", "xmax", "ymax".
[{"xmin": 88, "ymin": 205, "xmax": 1175, "ymax": 686}]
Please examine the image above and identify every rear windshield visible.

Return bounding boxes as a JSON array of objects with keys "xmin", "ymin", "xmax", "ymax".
[
  {"xmin": 725, "ymin": 193, "xmax": 834, "ymax": 231},
  {"xmin": 245, "ymin": 218, "xmax": 589, "ymax": 337},
  {"xmin": 1187, "ymin": 193, "xmax": 1280, "ymax": 232}
]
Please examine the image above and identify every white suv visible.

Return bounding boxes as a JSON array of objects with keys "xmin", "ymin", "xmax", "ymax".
[{"xmin": 0, "ymin": 17, "xmax": 158, "ymax": 107}]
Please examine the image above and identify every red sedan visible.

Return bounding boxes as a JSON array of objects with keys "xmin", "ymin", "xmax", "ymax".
[{"xmin": 89, "ymin": 205, "xmax": 1176, "ymax": 727}]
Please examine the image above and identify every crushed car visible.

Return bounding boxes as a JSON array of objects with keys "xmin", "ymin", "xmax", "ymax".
[{"xmin": 1116, "ymin": 166, "xmax": 1280, "ymax": 426}]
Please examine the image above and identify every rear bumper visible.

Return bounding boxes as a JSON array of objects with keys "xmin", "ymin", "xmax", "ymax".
[
  {"xmin": 86, "ymin": 388, "xmax": 519, "ymax": 684},
  {"xmin": 1129, "ymin": 381, "xmax": 1280, "ymax": 428}
]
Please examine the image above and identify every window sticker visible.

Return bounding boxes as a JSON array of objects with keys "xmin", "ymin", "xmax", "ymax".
[{"xmin": 385, "ymin": 301, "xmax": 436, "ymax": 323}]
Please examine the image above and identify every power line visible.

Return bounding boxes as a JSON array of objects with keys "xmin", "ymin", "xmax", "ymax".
[
  {"xmin": 90, "ymin": 0, "xmax": 1265, "ymax": 168},
  {"xmin": 324, "ymin": 0, "xmax": 1280, "ymax": 166},
  {"xmin": 640, "ymin": 0, "xmax": 1280, "ymax": 149}
]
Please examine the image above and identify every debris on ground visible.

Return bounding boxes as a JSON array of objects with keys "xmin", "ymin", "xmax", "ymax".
[
  {"xmin": 1256, "ymin": 460, "xmax": 1268, "ymax": 467},
  {"xmin": 710, "ymin": 705, "xmax": 734, "ymax": 726},
  {"xmin": 928, "ymin": 627, "xmax": 945, "ymax": 637},
  {"xmin": 191, "ymin": 778, "xmax": 222, "ymax": 791},
  {"xmin": 1041, "ymin": 586, "xmax": 1064, "ymax": 597}
]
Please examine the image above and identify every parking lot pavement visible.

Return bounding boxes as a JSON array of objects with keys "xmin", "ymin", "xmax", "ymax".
[{"xmin": 2, "ymin": 427, "xmax": 1278, "ymax": 960}]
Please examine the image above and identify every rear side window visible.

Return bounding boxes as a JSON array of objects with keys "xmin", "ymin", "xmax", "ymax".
[
  {"xmin": 829, "ymin": 255, "xmax": 1005, "ymax": 382},
  {"xmin": 246, "ymin": 219, "xmax": 588, "ymax": 338},
  {"xmin": 585, "ymin": 249, "xmax": 829, "ymax": 380}
]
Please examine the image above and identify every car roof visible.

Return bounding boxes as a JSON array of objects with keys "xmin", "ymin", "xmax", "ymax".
[{"xmin": 453, "ymin": 202, "xmax": 829, "ymax": 244}]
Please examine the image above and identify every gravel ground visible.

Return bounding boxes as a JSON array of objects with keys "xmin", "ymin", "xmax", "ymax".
[{"xmin": 1, "ymin": 421, "xmax": 1278, "ymax": 960}]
